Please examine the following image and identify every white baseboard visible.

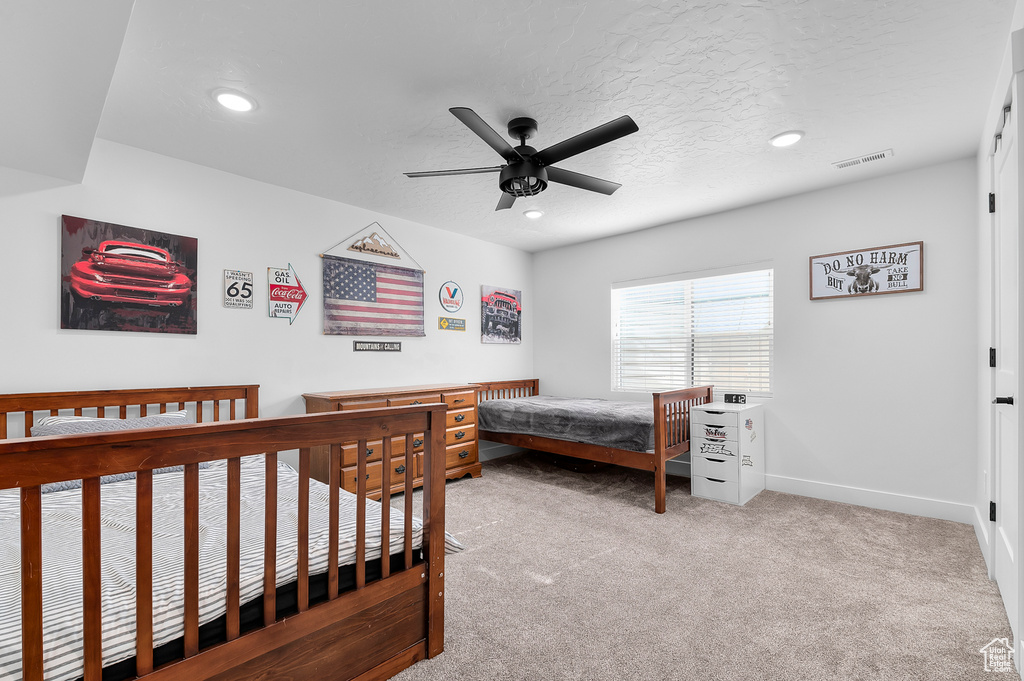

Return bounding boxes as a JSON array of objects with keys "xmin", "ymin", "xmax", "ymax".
[
  {"xmin": 973, "ymin": 504, "xmax": 995, "ymax": 576},
  {"xmin": 765, "ymin": 474, "xmax": 976, "ymax": 524}
]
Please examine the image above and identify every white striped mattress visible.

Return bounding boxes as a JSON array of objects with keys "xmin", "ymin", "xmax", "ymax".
[{"xmin": 0, "ymin": 456, "xmax": 461, "ymax": 681}]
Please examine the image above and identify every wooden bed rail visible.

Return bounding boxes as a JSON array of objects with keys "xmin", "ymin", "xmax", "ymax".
[
  {"xmin": 653, "ymin": 385, "xmax": 714, "ymax": 456},
  {"xmin": 475, "ymin": 378, "xmax": 539, "ymax": 402},
  {"xmin": 1, "ymin": 403, "xmax": 447, "ymax": 681},
  {"xmin": 0, "ymin": 384, "xmax": 260, "ymax": 439}
]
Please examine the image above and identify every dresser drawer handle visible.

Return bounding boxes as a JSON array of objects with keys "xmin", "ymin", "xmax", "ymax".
[
  {"xmin": 454, "ymin": 413, "xmax": 465, "ymax": 422},
  {"xmin": 707, "ymin": 477, "xmax": 726, "ymax": 484},
  {"xmin": 413, "ymin": 438, "xmax": 423, "ymax": 448},
  {"xmin": 455, "ymin": 430, "xmax": 466, "ymax": 439},
  {"xmin": 458, "ymin": 450, "xmax": 470, "ymax": 459},
  {"xmin": 453, "ymin": 398, "xmax": 466, "ymax": 404},
  {"xmin": 395, "ymin": 464, "xmax": 406, "ymax": 474},
  {"xmin": 411, "ymin": 400, "xmax": 423, "ymax": 405}
]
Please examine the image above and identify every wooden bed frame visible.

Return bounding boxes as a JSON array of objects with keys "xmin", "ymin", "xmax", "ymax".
[
  {"xmin": 474, "ymin": 379, "xmax": 713, "ymax": 514},
  {"xmin": 0, "ymin": 385, "xmax": 447, "ymax": 681}
]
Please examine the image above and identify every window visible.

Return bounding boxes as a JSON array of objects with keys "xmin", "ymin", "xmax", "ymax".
[{"xmin": 611, "ymin": 267, "xmax": 774, "ymax": 395}]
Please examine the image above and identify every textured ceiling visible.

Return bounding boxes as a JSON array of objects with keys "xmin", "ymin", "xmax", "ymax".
[{"xmin": 4, "ymin": 0, "xmax": 1018, "ymax": 251}]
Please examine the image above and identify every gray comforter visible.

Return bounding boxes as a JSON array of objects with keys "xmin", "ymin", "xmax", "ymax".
[{"xmin": 477, "ymin": 395, "xmax": 654, "ymax": 452}]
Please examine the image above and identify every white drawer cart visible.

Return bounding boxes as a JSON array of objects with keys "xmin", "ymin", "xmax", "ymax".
[{"xmin": 690, "ymin": 402, "xmax": 765, "ymax": 505}]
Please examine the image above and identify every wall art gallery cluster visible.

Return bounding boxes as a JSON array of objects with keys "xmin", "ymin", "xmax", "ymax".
[{"xmin": 60, "ymin": 215, "xmax": 523, "ymax": 346}]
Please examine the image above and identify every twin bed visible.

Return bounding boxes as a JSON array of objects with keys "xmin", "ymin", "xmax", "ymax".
[
  {"xmin": 475, "ymin": 379, "xmax": 714, "ymax": 513},
  {"xmin": 0, "ymin": 385, "xmax": 453, "ymax": 681}
]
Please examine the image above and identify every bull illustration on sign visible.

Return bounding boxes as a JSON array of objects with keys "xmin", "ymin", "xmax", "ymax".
[{"xmin": 845, "ymin": 264, "xmax": 884, "ymax": 294}]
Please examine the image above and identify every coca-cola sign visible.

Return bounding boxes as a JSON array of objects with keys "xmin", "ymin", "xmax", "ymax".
[{"xmin": 267, "ymin": 264, "xmax": 307, "ymax": 324}]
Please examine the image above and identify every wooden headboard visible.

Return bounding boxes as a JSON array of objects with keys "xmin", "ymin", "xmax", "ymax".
[
  {"xmin": 0, "ymin": 385, "xmax": 259, "ymax": 439},
  {"xmin": 475, "ymin": 378, "xmax": 539, "ymax": 402}
]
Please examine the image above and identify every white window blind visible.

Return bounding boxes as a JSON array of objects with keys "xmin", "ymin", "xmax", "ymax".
[{"xmin": 611, "ymin": 268, "xmax": 774, "ymax": 395}]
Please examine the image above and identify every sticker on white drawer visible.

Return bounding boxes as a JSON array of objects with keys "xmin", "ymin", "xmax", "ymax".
[
  {"xmin": 692, "ymin": 476, "xmax": 739, "ymax": 504},
  {"xmin": 695, "ymin": 437, "xmax": 737, "ymax": 457},
  {"xmin": 697, "ymin": 424, "xmax": 737, "ymax": 440}
]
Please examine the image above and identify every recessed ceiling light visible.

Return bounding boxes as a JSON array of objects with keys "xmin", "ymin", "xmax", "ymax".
[
  {"xmin": 523, "ymin": 209, "xmax": 544, "ymax": 219},
  {"xmin": 214, "ymin": 89, "xmax": 256, "ymax": 113},
  {"xmin": 770, "ymin": 130, "xmax": 803, "ymax": 147}
]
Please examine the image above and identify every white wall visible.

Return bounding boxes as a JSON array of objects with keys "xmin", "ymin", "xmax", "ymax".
[
  {"xmin": 533, "ymin": 157, "xmax": 979, "ymax": 522},
  {"xmin": 2, "ymin": 140, "xmax": 533, "ymax": 420}
]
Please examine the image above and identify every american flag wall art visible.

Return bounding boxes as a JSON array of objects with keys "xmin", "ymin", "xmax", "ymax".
[{"xmin": 322, "ymin": 255, "xmax": 425, "ymax": 336}]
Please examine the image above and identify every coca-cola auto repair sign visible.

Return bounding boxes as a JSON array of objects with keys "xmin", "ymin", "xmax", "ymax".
[{"xmin": 268, "ymin": 264, "xmax": 307, "ymax": 324}]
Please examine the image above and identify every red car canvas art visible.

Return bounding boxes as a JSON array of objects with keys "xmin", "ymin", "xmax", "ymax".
[
  {"xmin": 61, "ymin": 216, "xmax": 198, "ymax": 334},
  {"xmin": 69, "ymin": 241, "xmax": 192, "ymax": 307}
]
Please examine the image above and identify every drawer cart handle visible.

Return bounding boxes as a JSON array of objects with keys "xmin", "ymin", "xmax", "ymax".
[
  {"xmin": 705, "ymin": 411, "xmax": 726, "ymax": 415},
  {"xmin": 413, "ymin": 438, "xmax": 423, "ymax": 447},
  {"xmin": 707, "ymin": 458, "xmax": 726, "ymax": 463},
  {"xmin": 455, "ymin": 430, "xmax": 466, "ymax": 439},
  {"xmin": 706, "ymin": 424, "xmax": 727, "ymax": 429},
  {"xmin": 458, "ymin": 450, "xmax": 469, "ymax": 459},
  {"xmin": 454, "ymin": 413, "xmax": 465, "ymax": 422},
  {"xmin": 411, "ymin": 400, "xmax": 423, "ymax": 405},
  {"xmin": 453, "ymin": 398, "xmax": 466, "ymax": 403},
  {"xmin": 395, "ymin": 465, "xmax": 406, "ymax": 474},
  {"xmin": 707, "ymin": 477, "xmax": 726, "ymax": 483}
]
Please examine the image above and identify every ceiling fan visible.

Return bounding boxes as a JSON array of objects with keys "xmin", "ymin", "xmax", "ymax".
[{"xmin": 405, "ymin": 107, "xmax": 639, "ymax": 211}]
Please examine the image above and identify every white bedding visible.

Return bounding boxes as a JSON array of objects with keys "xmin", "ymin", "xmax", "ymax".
[{"xmin": 0, "ymin": 456, "xmax": 460, "ymax": 681}]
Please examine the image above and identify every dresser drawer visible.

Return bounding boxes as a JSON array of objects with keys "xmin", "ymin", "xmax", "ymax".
[
  {"xmin": 446, "ymin": 407, "xmax": 475, "ymax": 429},
  {"xmin": 446, "ymin": 423, "xmax": 476, "ymax": 445},
  {"xmin": 388, "ymin": 393, "xmax": 442, "ymax": 407},
  {"xmin": 692, "ymin": 454, "xmax": 738, "ymax": 482},
  {"xmin": 339, "ymin": 399, "xmax": 388, "ymax": 411},
  {"xmin": 692, "ymin": 423, "xmax": 737, "ymax": 441},
  {"xmin": 691, "ymin": 409, "xmax": 738, "ymax": 428},
  {"xmin": 341, "ymin": 455, "xmax": 421, "ymax": 493},
  {"xmin": 443, "ymin": 390, "xmax": 476, "ymax": 409},
  {"xmin": 693, "ymin": 435, "xmax": 739, "ymax": 458},
  {"xmin": 446, "ymin": 442, "xmax": 479, "ymax": 467},
  {"xmin": 692, "ymin": 476, "xmax": 739, "ymax": 504},
  {"xmin": 340, "ymin": 434, "xmax": 424, "ymax": 466}
]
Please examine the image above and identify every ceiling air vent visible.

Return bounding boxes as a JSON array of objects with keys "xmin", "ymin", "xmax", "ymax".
[{"xmin": 832, "ymin": 148, "xmax": 894, "ymax": 170}]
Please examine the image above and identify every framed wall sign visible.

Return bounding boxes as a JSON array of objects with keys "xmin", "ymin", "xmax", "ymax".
[
  {"xmin": 60, "ymin": 215, "xmax": 198, "ymax": 334},
  {"xmin": 809, "ymin": 241, "xmax": 923, "ymax": 300},
  {"xmin": 224, "ymin": 269, "xmax": 254, "ymax": 309}
]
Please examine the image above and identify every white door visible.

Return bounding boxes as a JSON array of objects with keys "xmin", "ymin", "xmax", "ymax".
[{"xmin": 992, "ymin": 83, "xmax": 1020, "ymax": 649}]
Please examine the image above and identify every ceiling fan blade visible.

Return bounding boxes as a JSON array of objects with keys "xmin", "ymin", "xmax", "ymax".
[
  {"xmin": 534, "ymin": 115, "xmax": 639, "ymax": 166},
  {"xmin": 495, "ymin": 193, "xmax": 516, "ymax": 211},
  {"xmin": 404, "ymin": 166, "xmax": 503, "ymax": 178},
  {"xmin": 450, "ymin": 107, "xmax": 525, "ymax": 163},
  {"xmin": 545, "ymin": 166, "xmax": 622, "ymax": 195}
]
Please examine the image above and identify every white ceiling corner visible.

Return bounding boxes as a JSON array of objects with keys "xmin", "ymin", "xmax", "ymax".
[
  {"xmin": 4, "ymin": 0, "xmax": 1018, "ymax": 250},
  {"xmin": 0, "ymin": 0, "xmax": 135, "ymax": 182}
]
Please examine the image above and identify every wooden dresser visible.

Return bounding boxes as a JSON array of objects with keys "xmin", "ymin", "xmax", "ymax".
[{"xmin": 302, "ymin": 383, "xmax": 481, "ymax": 497}]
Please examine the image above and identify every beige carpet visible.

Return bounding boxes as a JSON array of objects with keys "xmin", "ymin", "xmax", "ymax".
[{"xmin": 394, "ymin": 452, "xmax": 1018, "ymax": 681}]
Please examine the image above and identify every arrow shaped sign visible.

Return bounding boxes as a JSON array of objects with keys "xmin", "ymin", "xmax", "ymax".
[{"xmin": 268, "ymin": 263, "xmax": 307, "ymax": 325}]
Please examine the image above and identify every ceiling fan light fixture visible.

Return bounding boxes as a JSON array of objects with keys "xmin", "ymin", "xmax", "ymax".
[
  {"xmin": 499, "ymin": 162, "xmax": 548, "ymax": 197},
  {"xmin": 523, "ymin": 209, "xmax": 544, "ymax": 219},
  {"xmin": 770, "ymin": 130, "xmax": 803, "ymax": 147},
  {"xmin": 214, "ymin": 89, "xmax": 257, "ymax": 113}
]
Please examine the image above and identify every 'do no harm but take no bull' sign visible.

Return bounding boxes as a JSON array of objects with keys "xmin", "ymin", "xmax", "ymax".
[{"xmin": 809, "ymin": 241, "xmax": 923, "ymax": 300}]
